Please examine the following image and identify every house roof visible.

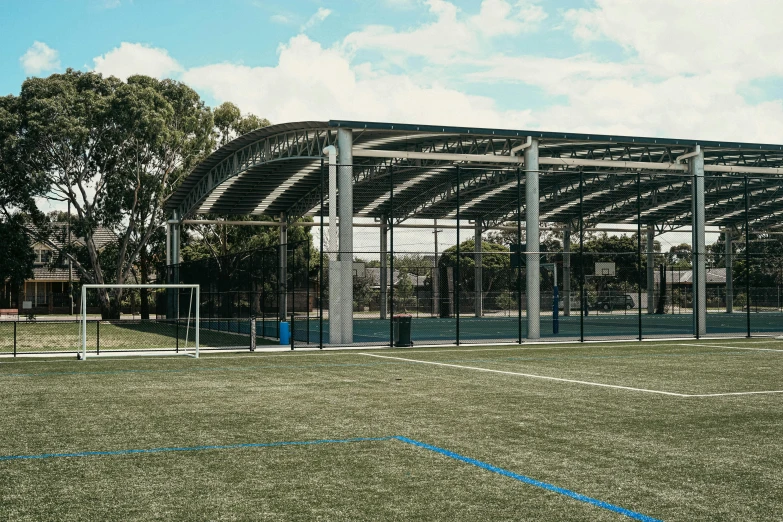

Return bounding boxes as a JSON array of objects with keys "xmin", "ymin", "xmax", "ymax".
[
  {"xmin": 30, "ymin": 266, "xmax": 75, "ymax": 282},
  {"xmin": 30, "ymin": 222, "xmax": 117, "ymax": 251},
  {"xmin": 365, "ymin": 267, "xmax": 428, "ymax": 288}
]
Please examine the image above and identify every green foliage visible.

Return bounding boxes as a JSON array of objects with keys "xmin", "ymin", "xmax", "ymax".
[
  {"xmin": 0, "ymin": 95, "xmax": 47, "ymax": 221},
  {"xmin": 7, "ymin": 70, "xmax": 269, "ymax": 318},
  {"xmin": 494, "ymin": 289, "xmax": 516, "ymax": 311},
  {"xmin": 395, "ymin": 272, "xmax": 414, "ymax": 312},
  {"xmin": 213, "ymin": 101, "xmax": 270, "ymax": 146},
  {"xmin": 666, "ymin": 243, "xmax": 692, "ymax": 269},
  {"xmin": 353, "ymin": 275, "xmax": 375, "ymax": 311},
  {"xmin": 182, "ymin": 217, "xmax": 317, "ymax": 274},
  {"xmin": 438, "ymin": 239, "xmax": 512, "ymax": 295},
  {"xmin": 0, "ymin": 215, "xmax": 34, "ymax": 288}
]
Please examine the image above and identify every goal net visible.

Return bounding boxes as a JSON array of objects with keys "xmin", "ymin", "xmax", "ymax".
[{"xmin": 79, "ymin": 284, "xmax": 200, "ymax": 360}]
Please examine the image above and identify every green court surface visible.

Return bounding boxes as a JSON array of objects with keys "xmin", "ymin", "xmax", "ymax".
[
  {"xmin": 2, "ymin": 339, "xmax": 782, "ymax": 520},
  {"xmin": 293, "ymin": 312, "xmax": 783, "ymax": 346}
]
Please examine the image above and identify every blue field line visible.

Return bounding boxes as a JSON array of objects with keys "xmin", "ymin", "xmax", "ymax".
[
  {"xmin": 2, "ymin": 434, "xmax": 661, "ymax": 520},
  {"xmin": 394, "ymin": 436, "xmax": 661, "ymax": 522},
  {"xmin": 0, "ymin": 436, "xmax": 393, "ymax": 461}
]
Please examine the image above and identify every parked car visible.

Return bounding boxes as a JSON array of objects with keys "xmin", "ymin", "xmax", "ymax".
[{"xmin": 593, "ymin": 294, "xmax": 635, "ymax": 311}]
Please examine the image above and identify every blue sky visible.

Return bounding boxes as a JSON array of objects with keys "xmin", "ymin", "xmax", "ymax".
[{"xmin": 3, "ymin": 0, "xmax": 783, "ymax": 143}]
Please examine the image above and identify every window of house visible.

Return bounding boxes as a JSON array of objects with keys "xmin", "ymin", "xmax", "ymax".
[{"xmin": 35, "ymin": 249, "xmax": 52, "ymax": 264}]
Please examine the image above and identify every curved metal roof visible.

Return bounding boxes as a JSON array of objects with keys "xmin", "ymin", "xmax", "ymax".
[{"xmin": 166, "ymin": 120, "xmax": 783, "ymax": 231}]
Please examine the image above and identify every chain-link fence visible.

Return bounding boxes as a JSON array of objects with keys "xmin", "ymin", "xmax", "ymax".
[{"xmin": 150, "ymin": 165, "xmax": 783, "ymax": 350}]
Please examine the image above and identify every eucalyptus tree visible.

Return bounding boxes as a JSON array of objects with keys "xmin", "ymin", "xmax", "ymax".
[
  {"xmin": 17, "ymin": 70, "xmax": 214, "ymax": 318},
  {"xmin": 213, "ymin": 101, "xmax": 270, "ymax": 146},
  {"xmin": 0, "ymin": 95, "xmax": 46, "ymax": 294}
]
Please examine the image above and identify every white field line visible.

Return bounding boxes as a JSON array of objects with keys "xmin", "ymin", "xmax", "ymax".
[
  {"xmin": 686, "ymin": 390, "xmax": 783, "ymax": 397},
  {"xmin": 362, "ymin": 353, "xmax": 783, "ymax": 398},
  {"xmin": 677, "ymin": 343, "xmax": 783, "ymax": 352},
  {"xmin": 360, "ymin": 353, "xmax": 689, "ymax": 397}
]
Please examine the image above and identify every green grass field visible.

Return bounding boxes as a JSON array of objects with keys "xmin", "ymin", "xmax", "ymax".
[{"xmin": 2, "ymin": 339, "xmax": 783, "ymax": 520}]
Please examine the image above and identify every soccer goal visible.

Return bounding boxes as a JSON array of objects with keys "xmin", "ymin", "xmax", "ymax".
[{"xmin": 79, "ymin": 284, "xmax": 200, "ymax": 360}]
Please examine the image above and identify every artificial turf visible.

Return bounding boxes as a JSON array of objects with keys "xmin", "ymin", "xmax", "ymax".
[{"xmin": 1, "ymin": 339, "xmax": 782, "ymax": 520}]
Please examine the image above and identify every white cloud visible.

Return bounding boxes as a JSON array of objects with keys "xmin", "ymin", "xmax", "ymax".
[
  {"xmin": 20, "ymin": 42, "xmax": 60, "ymax": 75},
  {"xmin": 343, "ymin": 0, "xmax": 546, "ymax": 65},
  {"xmin": 342, "ymin": 0, "xmax": 473, "ymax": 64},
  {"xmin": 564, "ymin": 0, "xmax": 783, "ymax": 78},
  {"xmin": 271, "ymin": 14, "xmax": 291, "ymax": 24},
  {"xmin": 92, "ymin": 42, "xmax": 182, "ymax": 80},
  {"xmin": 382, "ymin": 0, "xmax": 418, "ymax": 9},
  {"xmin": 181, "ymin": 35, "xmax": 532, "ymax": 128},
  {"xmin": 88, "ymin": 0, "xmax": 783, "ymax": 146},
  {"xmin": 301, "ymin": 7, "xmax": 332, "ymax": 32},
  {"xmin": 470, "ymin": 0, "xmax": 547, "ymax": 37}
]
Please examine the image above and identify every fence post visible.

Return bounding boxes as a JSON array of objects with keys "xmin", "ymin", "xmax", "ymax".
[
  {"xmin": 455, "ymin": 165, "xmax": 461, "ymax": 346},
  {"xmin": 250, "ymin": 316, "xmax": 256, "ymax": 352},
  {"xmin": 290, "ymin": 242, "xmax": 295, "ymax": 352},
  {"xmin": 319, "ymin": 157, "xmax": 324, "ymax": 350},
  {"xmin": 517, "ymin": 166, "xmax": 523, "ymax": 344},
  {"xmin": 96, "ymin": 320, "xmax": 100, "ymax": 355},
  {"xmin": 13, "ymin": 321, "xmax": 16, "ymax": 357},
  {"xmin": 389, "ymin": 164, "xmax": 394, "ymax": 347},
  {"xmin": 176, "ymin": 317, "xmax": 179, "ymax": 353},
  {"xmin": 579, "ymin": 170, "xmax": 585, "ymax": 343},
  {"xmin": 637, "ymin": 171, "xmax": 643, "ymax": 341},
  {"xmin": 745, "ymin": 175, "xmax": 751, "ymax": 337}
]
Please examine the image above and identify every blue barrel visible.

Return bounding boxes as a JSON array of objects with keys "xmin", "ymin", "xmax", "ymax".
[{"xmin": 280, "ymin": 321, "xmax": 290, "ymax": 345}]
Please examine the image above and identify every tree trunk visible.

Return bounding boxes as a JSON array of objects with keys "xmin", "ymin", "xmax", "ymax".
[
  {"xmin": 99, "ymin": 288, "xmax": 121, "ymax": 320},
  {"xmin": 140, "ymin": 250, "xmax": 150, "ymax": 320}
]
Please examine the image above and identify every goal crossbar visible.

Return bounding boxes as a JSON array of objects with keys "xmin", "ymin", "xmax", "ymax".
[{"xmin": 80, "ymin": 284, "xmax": 200, "ymax": 360}]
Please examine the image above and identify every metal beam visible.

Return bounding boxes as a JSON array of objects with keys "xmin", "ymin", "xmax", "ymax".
[{"xmin": 175, "ymin": 127, "xmax": 336, "ymax": 219}]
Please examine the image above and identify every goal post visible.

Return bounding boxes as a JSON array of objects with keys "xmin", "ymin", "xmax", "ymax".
[{"xmin": 79, "ymin": 284, "xmax": 200, "ymax": 360}]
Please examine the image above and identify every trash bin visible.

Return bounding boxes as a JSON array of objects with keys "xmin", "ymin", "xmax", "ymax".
[
  {"xmin": 279, "ymin": 321, "xmax": 290, "ymax": 345},
  {"xmin": 393, "ymin": 314, "xmax": 413, "ymax": 347}
]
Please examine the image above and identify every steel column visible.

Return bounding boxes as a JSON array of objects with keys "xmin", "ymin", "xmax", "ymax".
[
  {"xmin": 691, "ymin": 150, "xmax": 706, "ymax": 336},
  {"xmin": 525, "ymin": 140, "xmax": 540, "ymax": 339},
  {"xmin": 337, "ymin": 128, "xmax": 354, "ymax": 344},
  {"xmin": 327, "ymin": 146, "xmax": 341, "ymax": 345}
]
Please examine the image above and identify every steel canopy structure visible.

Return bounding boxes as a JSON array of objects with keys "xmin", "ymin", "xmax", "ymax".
[
  {"xmin": 166, "ymin": 120, "xmax": 783, "ymax": 230},
  {"xmin": 164, "ymin": 120, "xmax": 783, "ymax": 346}
]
